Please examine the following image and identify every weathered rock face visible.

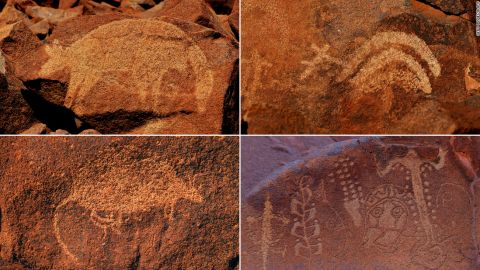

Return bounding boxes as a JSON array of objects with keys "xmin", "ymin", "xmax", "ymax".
[
  {"xmin": 0, "ymin": 0, "xmax": 238, "ymax": 134},
  {"xmin": 241, "ymin": 0, "xmax": 478, "ymax": 134},
  {"xmin": 0, "ymin": 136, "xmax": 239, "ymax": 269},
  {"xmin": 242, "ymin": 137, "xmax": 480, "ymax": 269}
]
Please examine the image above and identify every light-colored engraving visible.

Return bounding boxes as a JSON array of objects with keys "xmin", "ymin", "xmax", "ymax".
[
  {"xmin": 338, "ymin": 31, "xmax": 441, "ymax": 87},
  {"xmin": 53, "ymin": 161, "xmax": 203, "ymax": 262},
  {"xmin": 290, "ymin": 176, "xmax": 322, "ymax": 269},
  {"xmin": 330, "ymin": 156, "xmax": 364, "ymax": 227},
  {"xmin": 362, "ymin": 184, "xmax": 412, "ymax": 253},
  {"xmin": 242, "ymin": 50, "xmax": 273, "ymax": 122},
  {"xmin": 300, "ymin": 43, "xmax": 342, "ymax": 80},
  {"xmin": 299, "ymin": 32, "xmax": 441, "ymax": 98},
  {"xmin": 378, "ymin": 148, "xmax": 448, "ymax": 268},
  {"xmin": 40, "ymin": 19, "xmax": 213, "ymax": 115},
  {"xmin": 261, "ymin": 193, "xmax": 273, "ymax": 270},
  {"xmin": 465, "ymin": 64, "xmax": 480, "ymax": 92}
]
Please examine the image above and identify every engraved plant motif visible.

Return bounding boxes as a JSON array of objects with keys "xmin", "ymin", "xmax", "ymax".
[{"xmin": 290, "ymin": 176, "xmax": 322, "ymax": 269}]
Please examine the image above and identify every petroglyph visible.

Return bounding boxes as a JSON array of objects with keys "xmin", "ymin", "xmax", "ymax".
[
  {"xmin": 243, "ymin": 138, "xmax": 478, "ymax": 269},
  {"xmin": 465, "ymin": 64, "xmax": 480, "ymax": 92},
  {"xmin": 40, "ymin": 19, "xmax": 213, "ymax": 115},
  {"xmin": 362, "ymin": 184, "xmax": 413, "ymax": 253},
  {"xmin": 328, "ymin": 156, "xmax": 363, "ymax": 227},
  {"xmin": 378, "ymin": 148, "xmax": 446, "ymax": 247},
  {"xmin": 339, "ymin": 31, "xmax": 441, "ymax": 85},
  {"xmin": 300, "ymin": 43, "xmax": 342, "ymax": 80},
  {"xmin": 261, "ymin": 193, "xmax": 273, "ymax": 270},
  {"xmin": 290, "ymin": 176, "xmax": 322, "ymax": 269},
  {"xmin": 298, "ymin": 32, "xmax": 441, "ymax": 93},
  {"xmin": 53, "ymin": 161, "xmax": 203, "ymax": 262},
  {"xmin": 242, "ymin": 51, "xmax": 273, "ymax": 122}
]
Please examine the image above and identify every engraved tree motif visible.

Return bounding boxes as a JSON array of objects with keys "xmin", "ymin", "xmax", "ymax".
[{"xmin": 290, "ymin": 176, "xmax": 322, "ymax": 269}]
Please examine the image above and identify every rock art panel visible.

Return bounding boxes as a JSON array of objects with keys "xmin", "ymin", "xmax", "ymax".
[
  {"xmin": 0, "ymin": 1, "xmax": 238, "ymax": 134},
  {"xmin": 0, "ymin": 136, "xmax": 238, "ymax": 269},
  {"xmin": 242, "ymin": 137, "xmax": 480, "ymax": 269},
  {"xmin": 242, "ymin": 0, "xmax": 480, "ymax": 134}
]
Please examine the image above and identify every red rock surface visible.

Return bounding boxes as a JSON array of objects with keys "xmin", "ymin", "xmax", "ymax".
[
  {"xmin": 0, "ymin": 136, "xmax": 239, "ymax": 269},
  {"xmin": 0, "ymin": 0, "xmax": 238, "ymax": 134},
  {"xmin": 241, "ymin": 0, "xmax": 479, "ymax": 134},
  {"xmin": 242, "ymin": 136, "xmax": 480, "ymax": 269}
]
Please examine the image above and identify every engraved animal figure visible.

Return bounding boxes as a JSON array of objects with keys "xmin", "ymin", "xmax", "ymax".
[
  {"xmin": 290, "ymin": 176, "xmax": 323, "ymax": 269},
  {"xmin": 362, "ymin": 184, "xmax": 411, "ymax": 253},
  {"xmin": 378, "ymin": 148, "xmax": 448, "ymax": 269},
  {"xmin": 53, "ymin": 162, "xmax": 203, "ymax": 262},
  {"xmin": 40, "ymin": 19, "xmax": 213, "ymax": 115}
]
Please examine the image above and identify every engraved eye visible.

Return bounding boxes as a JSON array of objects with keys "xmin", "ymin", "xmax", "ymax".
[
  {"xmin": 371, "ymin": 207, "xmax": 384, "ymax": 218},
  {"xmin": 391, "ymin": 206, "xmax": 405, "ymax": 218}
]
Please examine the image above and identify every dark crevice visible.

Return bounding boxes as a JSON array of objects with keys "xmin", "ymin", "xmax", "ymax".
[
  {"xmin": 138, "ymin": 3, "xmax": 154, "ymax": 10},
  {"xmin": 23, "ymin": 79, "xmax": 68, "ymax": 107},
  {"xmin": 221, "ymin": 59, "xmax": 239, "ymax": 134},
  {"xmin": 230, "ymin": 21, "xmax": 239, "ymax": 41},
  {"xmin": 241, "ymin": 119, "xmax": 248, "ymax": 134},
  {"xmin": 453, "ymin": 128, "xmax": 480, "ymax": 134},
  {"xmin": 97, "ymin": 0, "xmax": 120, "ymax": 8},
  {"xmin": 128, "ymin": 248, "xmax": 141, "ymax": 270},
  {"xmin": 21, "ymin": 90, "xmax": 79, "ymax": 133},
  {"xmin": 414, "ymin": 0, "xmax": 470, "ymax": 18},
  {"xmin": 195, "ymin": 16, "xmax": 216, "ymax": 31},
  {"xmin": 207, "ymin": 2, "xmax": 233, "ymax": 15},
  {"xmin": 227, "ymin": 255, "xmax": 239, "ymax": 270},
  {"xmin": 83, "ymin": 110, "xmax": 193, "ymax": 134}
]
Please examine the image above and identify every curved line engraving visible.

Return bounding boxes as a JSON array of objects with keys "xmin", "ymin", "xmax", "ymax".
[
  {"xmin": 53, "ymin": 161, "xmax": 203, "ymax": 262},
  {"xmin": 40, "ymin": 19, "xmax": 213, "ymax": 114},
  {"xmin": 339, "ymin": 31, "xmax": 441, "ymax": 83}
]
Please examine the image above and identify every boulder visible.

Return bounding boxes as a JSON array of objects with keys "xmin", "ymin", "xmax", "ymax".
[
  {"xmin": 35, "ymin": 17, "xmax": 237, "ymax": 134},
  {"xmin": 242, "ymin": 136, "xmax": 480, "ymax": 269},
  {"xmin": 241, "ymin": 0, "xmax": 480, "ymax": 134},
  {"xmin": 0, "ymin": 136, "xmax": 239, "ymax": 269},
  {"xmin": 0, "ymin": 51, "xmax": 36, "ymax": 134}
]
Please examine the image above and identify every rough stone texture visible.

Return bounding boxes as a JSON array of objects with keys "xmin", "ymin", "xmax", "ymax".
[
  {"xmin": 241, "ymin": 0, "xmax": 479, "ymax": 134},
  {"xmin": 0, "ymin": 50, "xmax": 36, "ymax": 134},
  {"xmin": 20, "ymin": 122, "xmax": 46, "ymax": 134},
  {"xmin": 0, "ymin": 136, "xmax": 239, "ymax": 269},
  {"xmin": 0, "ymin": 0, "xmax": 239, "ymax": 134},
  {"xmin": 242, "ymin": 136, "xmax": 480, "ymax": 269}
]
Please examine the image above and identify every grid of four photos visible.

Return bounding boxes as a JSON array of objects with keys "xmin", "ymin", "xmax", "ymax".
[{"xmin": 0, "ymin": 0, "xmax": 479, "ymax": 269}]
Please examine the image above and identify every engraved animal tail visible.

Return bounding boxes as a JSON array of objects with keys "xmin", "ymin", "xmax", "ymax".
[{"xmin": 337, "ymin": 31, "xmax": 441, "ymax": 94}]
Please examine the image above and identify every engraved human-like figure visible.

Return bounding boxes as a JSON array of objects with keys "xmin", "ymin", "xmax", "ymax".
[
  {"xmin": 378, "ymin": 148, "xmax": 449, "ymax": 269},
  {"xmin": 362, "ymin": 184, "xmax": 411, "ymax": 253}
]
